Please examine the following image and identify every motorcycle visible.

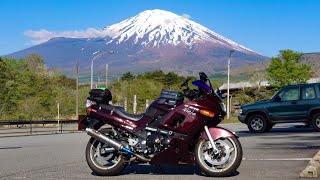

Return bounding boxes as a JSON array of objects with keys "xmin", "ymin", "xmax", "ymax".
[{"xmin": 80, "ymin": 72, "xmax": 242, "ymax": 177}]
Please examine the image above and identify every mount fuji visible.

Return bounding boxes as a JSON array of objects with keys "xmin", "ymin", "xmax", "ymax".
[{"xmin": 8, "ymin": 9, "xmax": 266, "ymax": 77}]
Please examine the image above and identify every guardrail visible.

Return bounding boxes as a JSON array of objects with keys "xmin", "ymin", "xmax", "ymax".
[
  {"xmin": 0, "ymin": 120, "xmax": 78, "ymax": 125},
  {"xmin": 0, "ymin": 120, "xmax": 80, "ymax": 137}
]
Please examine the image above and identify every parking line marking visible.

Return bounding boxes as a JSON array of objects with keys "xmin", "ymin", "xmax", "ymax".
[{"xmin": 243, "ymin": 158, "xmax": 312, "ymax": 161}]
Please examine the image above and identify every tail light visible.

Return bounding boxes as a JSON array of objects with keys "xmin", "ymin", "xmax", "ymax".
[{"xmin": 87, "ymin": 107, "xmax": 93, "ymax": 115}]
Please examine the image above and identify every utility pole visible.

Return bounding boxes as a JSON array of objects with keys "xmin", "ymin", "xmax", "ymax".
[
  {"xmin": 106, "ymin": 64, "xmax": 109, "ymax": 88},
  {"xmin": 57, "ymin": 102, "xmax": 60, "ymax": 132},
  {"xmin": 98, "ymin": 76, "xmax": 100, "ymax": 88},
  {"xmin": 133, "ymin": 95, "xmax": 137, "ymax": 114},
  {"xmin": 227, "ymin": 50, "xmax": 234, "ymax": 119},
  {"xmin": 76, "ymin": 61, "xmax": 79, "ymax": 119},
  {"xmin": 124, "ymin": 97, "xmax": 127, "ymax": 111},
  {"xmin": 146, "ymin": 99, "xmax": 149, "ymax": 109}
]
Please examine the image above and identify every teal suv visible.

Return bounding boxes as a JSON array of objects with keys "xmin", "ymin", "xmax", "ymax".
[{"xmin": 238, "ymin": 83, "xmax": 320, "ymax": 133}]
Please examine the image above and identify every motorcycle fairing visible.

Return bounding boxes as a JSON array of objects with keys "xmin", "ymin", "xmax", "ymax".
[{"xmin": 200, "ymin": 126, "xmax": 238, "ymax": 140}]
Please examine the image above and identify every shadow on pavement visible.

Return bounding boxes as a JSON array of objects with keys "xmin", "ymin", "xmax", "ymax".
[
  {"xmin": 237, "ymin": 126, "xmax": 318, "ymax": 137},
  {"xmin": 0, "ymin": 146, "xmax": 22, "ymax": 150},
  {"xmin": 91, "ymin": 165, "xmax": 240, "ymax": 177}
]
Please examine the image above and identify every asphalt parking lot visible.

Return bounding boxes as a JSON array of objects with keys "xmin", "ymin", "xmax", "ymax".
[{"xmin": 0, "ymin": 123, "xmax": 319, "ymax": 180}]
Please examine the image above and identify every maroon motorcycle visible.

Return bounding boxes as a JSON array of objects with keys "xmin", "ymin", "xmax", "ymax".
[{"xmin": 81, "ymin": 72, "xmax": 242, "ymax": 177}]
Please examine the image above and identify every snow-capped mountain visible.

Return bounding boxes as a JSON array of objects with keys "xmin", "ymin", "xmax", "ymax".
[
  {"xmin": 7, "ymin": 9, "xmax": 266, "ymax": 77},
  {"xmin": 103, "ymin": 9, "xmax": 256, "ymax": 54}
]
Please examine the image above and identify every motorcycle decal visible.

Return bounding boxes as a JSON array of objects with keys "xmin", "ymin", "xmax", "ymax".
[{"xmin": 183, "ymin": 105, "xmax": 199, "ymax": 116}]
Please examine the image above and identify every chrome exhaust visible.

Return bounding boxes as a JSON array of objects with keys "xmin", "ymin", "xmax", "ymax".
[
  {"xmin": 86, "ymin": 128, "xmax": 122, "ymax": 150},
  {"xmin": 85, "ymin": 128, "xmax": 150, "ymax": 162}
]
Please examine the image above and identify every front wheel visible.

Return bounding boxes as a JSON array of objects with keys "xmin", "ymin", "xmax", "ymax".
[
  {"xmin": 194, "ymin": 137, "xmax": 243, "ymax": 177},
  {"xmin": 247, "ymin": 115, "xmax": 269, "ymax": 133},
  {"xmin": 85, "ymin": 128, "xmax": 127, "ymax": 176}
]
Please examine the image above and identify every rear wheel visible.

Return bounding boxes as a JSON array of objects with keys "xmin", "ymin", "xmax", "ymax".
[
  {"xmin": 247, "ymin": 115, "xmax": 269, "ymax": 133},
  {"xmin": 85, "ymin": 128, "xmax": 127, "ymax": 176},
  {"xmin": 194, "ymin": 137, "xmax": 242, "ymax": 177},
  {"xmin": 312, "ymin": 113, "xmax": 320, "ymax": 132}
]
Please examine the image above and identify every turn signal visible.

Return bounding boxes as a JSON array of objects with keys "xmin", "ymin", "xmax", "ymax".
[{"xmin": 200, "ymin": 110, "xmax": 215, "ymax": 118}]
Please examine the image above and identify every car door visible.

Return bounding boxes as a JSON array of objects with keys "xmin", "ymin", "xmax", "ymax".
[
  {"xmin": 266, "ymin": 86, "xmax": 306, "ymax": 122},
  {"xmin": 299, "ymin": 84, "xmax": 317, "ymax": 118}
]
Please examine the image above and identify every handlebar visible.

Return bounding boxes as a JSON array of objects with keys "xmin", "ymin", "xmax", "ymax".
[
  {"xmin": 180, "ymin": 78, "xmax": 190, "ymax": 88},
  {"xmin": 180, "ymin": 72, "xmax": 213, "ymax": 100},
  {"xmin": 180, "ymin": 78, "xmax": 196, "ymax": 100}
]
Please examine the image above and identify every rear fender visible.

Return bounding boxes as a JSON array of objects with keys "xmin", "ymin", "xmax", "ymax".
[
  {"xmin": 200, "ymin": 126, "xmax": 238, "ymax": 141},
  {"xmin": 81, "ymin": 116, "xmax": 106, "ymax": 130}
]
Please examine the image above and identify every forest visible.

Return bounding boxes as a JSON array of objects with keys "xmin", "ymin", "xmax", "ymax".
[{"xmin": 0, "ymin": 49, "xmax": 311, "ymax": 120}]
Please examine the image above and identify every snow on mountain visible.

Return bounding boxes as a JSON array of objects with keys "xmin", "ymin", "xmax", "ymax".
[
  {"xmin": 102, "ymin": 9, "xmax": 256, "ymax": 54},
  {"xmin": 7, "ymin": 9, "xmax": 266, "ymax": 78}
]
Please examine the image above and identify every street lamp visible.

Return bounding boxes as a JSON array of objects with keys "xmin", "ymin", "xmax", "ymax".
[
  {"xmin": 91, "ymin": 51, "xmax": 114, "ymax": 89},
  {"xmin": 227, "ymin": 49, "xmax": 234, "ymax": 119},
  {"xmin": 76, "ymin": 48, "xmax": 84, "ymax": 120}
]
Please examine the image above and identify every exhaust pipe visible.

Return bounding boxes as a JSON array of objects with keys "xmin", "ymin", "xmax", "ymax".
[
  {"xmin": 85, "ymin": 128, "xmax": 150, "ymax": 162},
  {"xmin": 86, "ymin": 128, "xmax": 123, "ymax": 150}
]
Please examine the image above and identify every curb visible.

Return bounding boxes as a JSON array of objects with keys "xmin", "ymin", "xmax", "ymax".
[{"xmin": 300, "ymin": 150, "xmax": 320, "ymax": 178}]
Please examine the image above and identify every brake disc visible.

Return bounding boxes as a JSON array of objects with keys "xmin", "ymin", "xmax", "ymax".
[{"xmin": 203, "ymin": 140, "xmax": 231, "ymax": 166}]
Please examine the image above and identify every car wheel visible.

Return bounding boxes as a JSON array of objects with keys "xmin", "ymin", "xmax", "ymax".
[
  {"xmin": 247, "ymin": 115, "xmax": 268, "ymax": 133},
  {"xmin": 312, "ymin": 113, "xmax": 320, "ymax": 132}
]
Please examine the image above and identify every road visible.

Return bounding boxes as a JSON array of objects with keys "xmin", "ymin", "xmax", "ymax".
[
  {"xmin": 0, "ymin": 123, "xmax": 319, "ymax": 180},
  {"xmin": 0, "ymin": 124, "xmax": 78, "ymax": 137}
]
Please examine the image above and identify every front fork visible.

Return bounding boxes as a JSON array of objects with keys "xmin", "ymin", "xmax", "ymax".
[
  {"xmin": 202, "ymin": 125, "xmax": 238, "ymax": 155},
  {"xmin": 204, "ymin": 125, "xmax": 220, "ymax": 154}
]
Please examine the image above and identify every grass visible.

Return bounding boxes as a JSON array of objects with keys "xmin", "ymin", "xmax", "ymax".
[{"xmin": 221, "ymin": 117, "xmax": 239, "ymax": 124}]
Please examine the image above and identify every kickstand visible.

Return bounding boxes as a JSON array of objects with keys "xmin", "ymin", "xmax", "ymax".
[{"xmin": 157, "ymin": 165, "xmax": 165, "ymax": 174}]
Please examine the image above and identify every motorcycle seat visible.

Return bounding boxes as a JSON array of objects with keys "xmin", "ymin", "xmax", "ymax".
[{"xmin": 99, "ymin": 104, "xmax": 144, "ymax": 121}]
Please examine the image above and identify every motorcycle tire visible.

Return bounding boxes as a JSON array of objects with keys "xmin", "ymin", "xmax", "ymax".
[
  {"xmin": 85, "ymin": 128, "xmax": 127, "ymax": 176},
  {"xmin": 194, "ymin": 137, "xmax": 242, "ymax": 177}
]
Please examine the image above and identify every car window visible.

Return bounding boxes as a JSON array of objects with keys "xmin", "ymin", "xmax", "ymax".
[
  {"xmin": 302, "ymin": 86, "xmax": 316, "ymax": 100},
  {"xmin": 279, "ymin": 87, "xmax": 300, "ymax": 101}
]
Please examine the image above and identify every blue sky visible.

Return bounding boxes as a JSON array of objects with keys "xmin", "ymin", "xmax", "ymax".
[{"xmin": 0, "ymin": 0, "xmax": 319, "ymax": 56}]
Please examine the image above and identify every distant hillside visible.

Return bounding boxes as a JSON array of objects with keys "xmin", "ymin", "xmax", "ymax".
[
  {"xmin": 7, "ymin": 9, "xmax": 266, "ymax": 80},
  {"xmin": 231, "ymin": 52, "xmax": 320, "ymax": 81}
]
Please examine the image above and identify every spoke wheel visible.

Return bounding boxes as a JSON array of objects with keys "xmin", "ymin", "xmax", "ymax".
[{"xmin": 195, "ymin": 137, "xmax": 242, "ymax": 177}]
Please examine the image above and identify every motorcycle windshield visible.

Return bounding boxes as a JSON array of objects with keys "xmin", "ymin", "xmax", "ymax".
[{"xmin": 192, "ymin": 80, "xmax": 212, "ymax": 91}]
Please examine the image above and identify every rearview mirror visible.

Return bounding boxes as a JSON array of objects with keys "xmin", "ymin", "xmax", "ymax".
[{"xmin": 199, "ymin": 72, "xmax": 208, "ymax": 82}]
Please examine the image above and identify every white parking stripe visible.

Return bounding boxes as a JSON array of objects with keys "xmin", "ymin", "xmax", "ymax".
[{"xmin": 243, "ymin": 158, "xmax": 312, "ymax": 161}]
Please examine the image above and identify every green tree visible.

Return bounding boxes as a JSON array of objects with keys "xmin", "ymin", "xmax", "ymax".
[
  {"xmin": 25, "ymin": 53, "xmax": 47, "ymax": 74},
  {"xmin": 163, "ymin": 72, "xmax": 178, "ymax": 88},
  {"xmin": 211, "ymin": 79, "xmax": 223, "ymax": 89},
  {"xmin": 266, "ymin": 49, "xmax": 313, "ymax": 88},
  {"xmin": 120, "ymin": 72, "xmax": 135, "ymax": 81},
  {"xmin": 0, "ymin": 55, "xmax": 77, "ymax": 120}
]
